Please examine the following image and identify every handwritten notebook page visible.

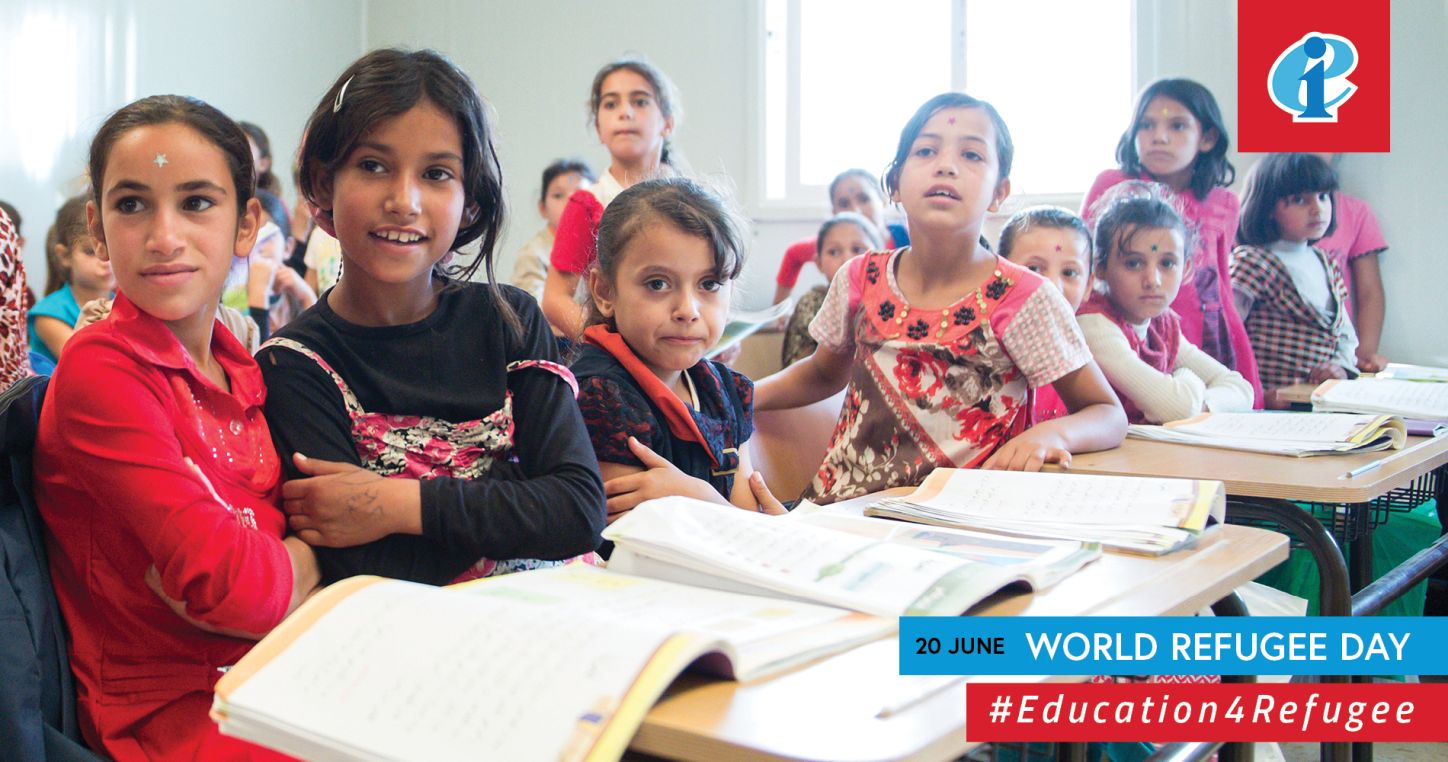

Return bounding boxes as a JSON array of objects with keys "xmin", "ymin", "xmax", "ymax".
[{"xmin": 604, "ymin": 498, "xmax": 974, "ymax": 617}]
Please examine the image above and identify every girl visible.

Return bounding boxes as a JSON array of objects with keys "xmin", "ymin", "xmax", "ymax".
[
  {"xmin": 238, "ymin": 120, "xmax": 282, "ymax": 197},
  {"xmin": 509, "ymin": 157, "xmax": 596, "ymax": 302},
  {"xmin": 772, "ymin": 168, "xmax": 910, "ymax": 305},
  {"xmin": 542, "ymin": 57, "xmax": 681, "ymax": 337},
  {"xmin": 1310, "ymin": 152, "xmax": 1389, "ymax": 372},
  {"xmin": 258, "ymin": 48, "xmax": 606, "ymax": 586},
  {"xmin": 1231, "ymin": 153, "xmax": 1361, "ymax": 407},
  {"xmin": 572, "ymin": 177, "xmax": 784, "ymax": 522},
  {"xmin": 1079, "ymin": 185, "xmax": 1253, "ymax": 424},
  {"xmin": 1083, "ymin": 78, "xmax": 1261, "ymax": 405},
  {"xmin": 997, "ymin": 205, "xmax": 1093, "ymax": 423},
  {"xmin": 28, "ymin": 195, "xmax": 114, "ymax": 364},
  {"xmin": 756, "ymin": 93, "xmax": 1126, "ymax": 504},
  {"xmin": 33, "ymin": 95, "xmax": 319, "ymax": 761},
  {"xmin": 781, "ymin": 211, "xmax": 882, "ymax": 366}
]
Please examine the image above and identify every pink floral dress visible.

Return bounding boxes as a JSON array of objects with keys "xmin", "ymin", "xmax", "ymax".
[{"xmin": 804, "ymin": 251, "xmax": 1090, "ymax": 503}]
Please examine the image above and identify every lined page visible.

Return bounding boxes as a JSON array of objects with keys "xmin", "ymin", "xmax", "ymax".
[{"xmin": 1315, "ymin": 378, "xmax": 1448, "ymax": 418}]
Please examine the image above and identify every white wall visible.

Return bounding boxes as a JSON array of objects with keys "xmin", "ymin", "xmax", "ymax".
[
  {"xmin": 0, "ymin": 0, "xmax": 365, "ymax": 281},
  {"xmin": 363, "ymin": 0, "xmax": 756, "ymax": 292},
  {"xmin": 5, "ymin": 0, "xmax": 1440, "ymax": 363}
]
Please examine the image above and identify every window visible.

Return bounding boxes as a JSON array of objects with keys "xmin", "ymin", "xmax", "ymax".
[{"xmin": 762, "ymin": 0, "xmax": 1134, "ymax": 209}]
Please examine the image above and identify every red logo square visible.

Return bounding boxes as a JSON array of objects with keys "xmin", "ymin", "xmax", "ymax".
[{"xmin": 1238, "ymin": 0, "xmax": 1390, "ymax": 152}]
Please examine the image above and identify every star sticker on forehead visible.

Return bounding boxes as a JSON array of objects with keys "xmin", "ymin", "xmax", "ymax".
[
  {"xmin": 947, "ymin": 116, "xmax": 956, "ymax": 125},
  {"xmin": 1055, "ymin": 245, "xmax": 1062, "ymax": 252},
  {"xmin": 1151, "ymin": 244, "xmax": 1159, "ymax": 252},
  {"xmin": 153, "ymin": 153, "xmax": 168, "ymax": 168},
  {"xmin": 1160, "ymin": 108, "xmax": 1170, "ymax": 116}
]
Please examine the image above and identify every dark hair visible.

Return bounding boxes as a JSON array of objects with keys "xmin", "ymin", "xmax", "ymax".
[
  {"xmin": 238, "ymin": 120, "xmax": 280, "ymax": 194},
  {"xmin": 539, "ymin": 158, "xmax": 597, "ymax": 205},
  {"xmin": 828, "ymin": 169, "xmax": 883, "ymax": 207},
  {"xmin": 1115, "ymin": 78, "xmax": 1234, "ymax": 200},
  {"xmin": 584, "ymin": 177, "xmax": 745, "ymax": 330},
  {"xmin": 588, "ymin": 57, "xmax": 682, "ymax": 165},
  {"xmin": 998, "ymin": 205, "xmax": 1092, "ymax": 268},
  {"xmin": 1089, "ymin": 182, "xmax": 1192, "ymax": 274},
  {"xmin": 1236, "ymin": 153, "xmax": 1339, "ymax": 247},
  {"xmin": 254, "ymin": 189, "xmax": 291, "ymax": 233},
  {"xmin": 816, "ymin": 212, "xmax": 883, "ymax": 259},
  {"xmin": 300, "ymin": 48, "xmax": 517, "ymax": 331},
  {"xmin": 45, "ymin": 195, "xmax": 90, "ymax": 295},
  {"xmin": 0, "ymin": 201, "xmax": 19, "ymax": 234},
  {"xmin": 89, "ymin": 95, "xmax": 255, "ymax": 220},
  {"xmin": 885, "ymin": 92, "xmax": 1013, "ymax": 199}
]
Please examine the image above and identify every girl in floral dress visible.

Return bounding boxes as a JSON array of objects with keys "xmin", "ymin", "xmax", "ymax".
[{"xmin": 755, "ymin": 93, "xmax": 1125, "ymax": 504}]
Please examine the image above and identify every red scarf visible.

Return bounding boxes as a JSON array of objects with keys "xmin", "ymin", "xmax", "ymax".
[
  {"xmin": 581, "ymin": 325, "xmax": 719, "ymax": 468},
  {"xmin": 1078, "ymin": 292, "xmax": 1181, "ymax": 423}
]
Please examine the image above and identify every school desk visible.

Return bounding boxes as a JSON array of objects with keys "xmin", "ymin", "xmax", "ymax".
[
  {"xmin": 1274, "ymin": 382, "xmax": 1319, "ymax": 406},
  {"xmin": 1061, "ymin": 435, "xmax": 1448, "ymax": 618},
  {"xmin": 628, "ymin": 496, "xmax": 1289, "ymax": 762}
]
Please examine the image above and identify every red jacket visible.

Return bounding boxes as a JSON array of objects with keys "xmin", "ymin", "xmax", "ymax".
[{"xmin": 35, "ymin": 293, "xmax": 293, "ymax": 761}]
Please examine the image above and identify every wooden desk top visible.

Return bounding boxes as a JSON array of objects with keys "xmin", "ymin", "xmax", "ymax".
[
  {"xmin": 632, "ymin": 521, "xmax": 1288, "ymax": 762},
  {"xmin": 1061, "ymin": 435, "xmax": 1448, "ymax": 504},
  {"xmin": 1275, "ymin": 383, "xmax": 1319, "ymax": 405}
]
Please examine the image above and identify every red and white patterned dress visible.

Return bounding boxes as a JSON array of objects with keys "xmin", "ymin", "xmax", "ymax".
[
  {"xmin": 804, "ymin": 250, "xmax": 1091, "ymax": 504},
  {"xmin": 0, "ymin": 208, "xmax": 32, "ymax": 390}
]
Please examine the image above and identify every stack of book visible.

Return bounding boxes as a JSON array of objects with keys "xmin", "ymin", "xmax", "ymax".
[{"xmin": 1127, "ymin": 411, "xmax": 1406, "ymax": 456}]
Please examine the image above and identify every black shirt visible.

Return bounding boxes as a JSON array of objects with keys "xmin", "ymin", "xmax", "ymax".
[{"xmin": 258, "ymin": 279, "xmax": 605, "ymax": 584}]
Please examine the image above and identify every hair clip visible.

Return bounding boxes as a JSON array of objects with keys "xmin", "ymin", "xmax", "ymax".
[{"xmin": 333, "ymin": 75, "xmax": 354, "ymax": 114}]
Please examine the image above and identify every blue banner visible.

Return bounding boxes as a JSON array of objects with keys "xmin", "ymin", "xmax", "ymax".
[{"xmin": 899, "ymin": 617, "xmax": 1446, "ymax": 676}]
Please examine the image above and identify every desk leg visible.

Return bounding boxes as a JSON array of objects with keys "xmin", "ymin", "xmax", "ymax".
[
  {"xmin": 1210, "ymin": 593, "xmax": 1253, "ymax": 762},
  {"xmin": 1055, "ymin": 742, "xmax": 1087, "ymax": 762},
  {"xmin": 1347, "ymin": 505, "xmax": 1372, "ymax": 594},
  {"xmin": 1226, "ymin": 499, "xmax": 1350, "ymax": 762}
]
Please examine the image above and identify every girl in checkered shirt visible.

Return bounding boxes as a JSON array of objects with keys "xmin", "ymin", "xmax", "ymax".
[{"xmin": 1230, "ymin": 153, "xmax": 1365, "ymax": 408}]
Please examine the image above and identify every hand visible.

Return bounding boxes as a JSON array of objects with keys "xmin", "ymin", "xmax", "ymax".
[
  {"xmin": 745, "ymin": 471, "xmax": 788, "ymax": 515},
  {"xmin": 273, "ymin": 264, "xmax": 299, "ymax": 295},
  {"xmin": 1264, "ymin": 388, "xmax": 1293, "ymax": 410},
  {"xmin": 144, "ymin": 565, "xmax": 260, "ymax": 639},
  {"xmin": 282, "ymin": 453, "xmax": 405, "ymax": 547},
  {"xmin": 1308, "ymin": 363, "xmax": 1349, "ymax": 384},
  {"xmin": 602, "ymin": 437, "xmax": 723, "ymax": 523},
  {"xmin": 1356, "ymin": 350, "xmax": 1388, "ymax": 374},
  {"xmin": 77, "ymin": 297, "xmax": 114, "ymax": 329},
  {"xmin": 981, "ymin": 429, "xmax": 1072, "ymax": 472}
]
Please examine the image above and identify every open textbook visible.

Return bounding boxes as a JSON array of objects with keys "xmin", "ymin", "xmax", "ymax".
[
  {"xmin": 1127, "ymin": 411, "xmax": 1406, "ymax": 456},
  {"xmin": 1312, "ymin": 377, "xmax": 1448, "ymax": 419},
  {"xmin": 212, "ymin": 500, "xmax": 1097, "ymax": 761},
  {"xmin": 604, "ymin": 497, "xmax": 1100, "ymax": 617},
  {"xmin": 706, "ymin": 299, "xmax": 793, "ymax": 358},
  {"xmin": 861, "ymin": 468, "xmax": 1222, "ymax": 556},
  {"xmin": 212, "ymin": 566, "xmax": 892, "ymax": 762}
]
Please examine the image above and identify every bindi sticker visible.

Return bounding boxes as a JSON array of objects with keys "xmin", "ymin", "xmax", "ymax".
[
  {"xmin": 153, "ymin": 153, "xmax": 168, "ymax": 168},
  {"xmin": 1151, "ymin": 244, "xmax": 1159, "ymax": 252},
  {"xmin": 947, "ymin": 116, "xmax": 956, "ymax": 125},
  {"xmin": 1054, "ymin": 245, "xmax": 1062, "ymax": 252}
]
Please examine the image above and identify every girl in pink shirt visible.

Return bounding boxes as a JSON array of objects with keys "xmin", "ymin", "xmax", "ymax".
[{"xmin": 1082, "ymin": 78, "xmax": 1261, "ymax": 406}]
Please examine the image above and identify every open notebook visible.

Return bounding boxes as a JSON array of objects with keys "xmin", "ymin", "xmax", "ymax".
[
  {"xmin": 212, "ymin": 565, "xmax": 892, "ymax": 762},
  {"xmin": 707, "ymin": 299, "xmax": 793, "ymax": 358},
  {"xmin": 862, "ymin": 468, "xmax": 1222, "ymax": 556},
  {"xmin": 1127, "ymin": 411, "xmax": 1406, "ymax": 456},
  {"xmin": 1312, "ymin": 378, "xmax": 1448, "ymax": 420},
  {"xmin": 1375, "ymin": 363, "xmax": 1448, "ymax": 382}
]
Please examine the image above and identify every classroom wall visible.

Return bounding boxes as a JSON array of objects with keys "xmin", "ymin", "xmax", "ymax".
[
  {"xmin": 3, "ymin": 1, "xmax": 1440, "ymax": 364},
  {"xmin": 0, "ymin": 0, "xmax": 365, "ymax": 282}
]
